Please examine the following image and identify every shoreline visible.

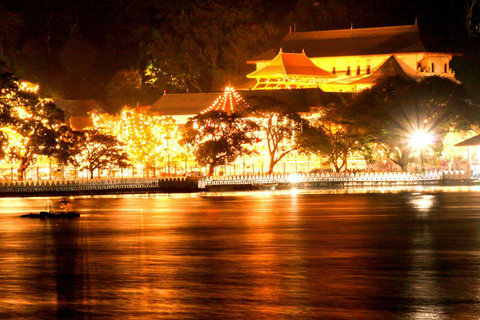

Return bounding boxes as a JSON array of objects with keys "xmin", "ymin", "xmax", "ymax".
[{"xmin": 1, "ymin": 180, "xmax": 478, "ymax": 198}]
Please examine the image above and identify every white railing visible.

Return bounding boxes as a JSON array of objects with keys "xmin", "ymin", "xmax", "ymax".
[
  {"xmin": 0, "ymin": 177, "xmax": 192, "ymax": 194},
  {"xmin": 199, "ymin": 170, "xmax": 470, "ymax": 189}
]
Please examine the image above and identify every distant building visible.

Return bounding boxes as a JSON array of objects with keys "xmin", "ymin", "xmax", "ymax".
[
  {"xmin": 55, "ymin": 99, "xmax": 106, "ymax": 130},
  {"xmin": 147, "ymin": 25, "xmax": 463, "ymax": 174},
  {"xmin": 153, "ymin": 24, "xmax": 460, "ymax": 120},
  {"xmin": 151, "ymin": 88, "xmax": 345, "ymax": 125},
  {"xmin": 245, "ymin": 25, "xmax": 459, "ymax": 92}
]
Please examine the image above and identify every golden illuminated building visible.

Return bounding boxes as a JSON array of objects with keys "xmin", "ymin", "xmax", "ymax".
[
  {"xmin": 141, "ymin": 25, "xmax": 466, "ymax": 175},
  {"xmin": 246, "ymin": 25, "xmax": 458, "ymax": 92}
]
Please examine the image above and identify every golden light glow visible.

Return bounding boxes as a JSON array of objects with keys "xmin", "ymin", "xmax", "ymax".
[
  {"xmin": 91, "ymin": 107, "xmax": 184, "ymax": 171},
  {"xmin": 409, "ymin": 129, "xmax": 434, "ymax": 150},
  {"xmin": 201, "ymin": 86, "xmax": 248, "ymax": 114}
]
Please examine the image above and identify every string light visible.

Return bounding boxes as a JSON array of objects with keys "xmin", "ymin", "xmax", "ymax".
[
  {"xmin": 92, "ymin": 107, "xmax": 183, "ymax": 170},
  {"xmin": 200, "ymin": 86, "xmax": 249, "ymax": 114}
]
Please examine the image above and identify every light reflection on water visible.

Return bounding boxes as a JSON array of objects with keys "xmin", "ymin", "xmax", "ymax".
[{"xmin": 1, "ymin": 188, "xmax": 480, "ymax": 318}]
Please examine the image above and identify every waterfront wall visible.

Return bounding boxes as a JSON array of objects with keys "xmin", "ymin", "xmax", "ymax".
[
  {"xmin": 0, "ymin": 177, "xmax": 198, "ymax": 197},
  {"xmin": 199, "ymin": 170, "xmax": 472, "ymax": 189},
  {"xmin": 0, "ymin": 170, "xmax": 472, "ymax": 196}
]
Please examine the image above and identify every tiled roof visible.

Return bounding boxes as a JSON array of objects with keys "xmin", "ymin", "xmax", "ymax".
[
  {"xmin": 352, "ymin": 55, "xmax": 417, "ymax": 84},
  {"xmin": 69, "ymin": 116, "xmax": 93, "ymax": 131},
  {"xmin": 248, "ymin": 25, "xmax": 431, "ymax": 63},
  {"xmin": 455, "ymin": 135, "xmax": 480, "ymax": 147},
  {"xmin": 151, "ymin": 92, "xmax": 222, "ymax": 116},
  {"xmin": 151, "ymin": 89, "xmax": 348, "ymax": 116},
  {"xmin": 247, "ymin": 51, "xmax": 336, "ymax": 78},
  {"xmin": 55, "ymin": 99, "xmax": 106, "ymax": 117}
]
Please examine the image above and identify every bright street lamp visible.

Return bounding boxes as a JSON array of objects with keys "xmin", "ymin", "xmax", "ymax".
[{"xmin": 409, "ymin": 128, "xmax": 434, "ymax": 171}]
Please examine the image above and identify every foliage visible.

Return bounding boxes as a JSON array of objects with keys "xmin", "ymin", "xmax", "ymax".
[
  {"xmin": 288, "ymin": 0, "xmax": 411, "ymax": 32},
  {"xmin": 0, "ymin": 64, "xmax": 66, "ymax": 179},
  {"xmin": 244, "ymin": 96, "xmax": 307, "ymax": 174},
  {"xmin": 299, "ymin": 104, "xmax": 370, "ymax": 172},
  {"xmin": 467, "ymin": 0, "xmax": 480, "ymax": 37},
  {"xmin": 0, "ymin": 61, "xmax": 16, "ymax": 126},
  {"xmin": 60, "ymin": 25, "xmax": 103, "ymax": 98},
  {"xmin": 347, "ymin": 76, "xmax": 480, "ymax": 171},
  {"xmin": 0, "ymin": 7, "xmax": 22, "ymax": 64},
  {"xmin": 105, "ymin": 69, "xmax": 143, "ymax": 108},
  {"xmin": 92, "ymin": 107, "xmax": 182, "ymax": 175},
  {"xmin": 76, "ymin": 128, "xmax": 129, "ymax": 179},
  {"xmin": 150, "ymin": 0, "xmax": 280, "ymax": 92},
  {"xmin": 54, "ymin": 126, "xmax": 84, "ymax": 171},
  {"xmin": 181, "ymin": 110, "xmax": 258, "ymax": 176},
  {"xmin": 0, "ymin": 0, "xmax": 471, "ymax": 110}
]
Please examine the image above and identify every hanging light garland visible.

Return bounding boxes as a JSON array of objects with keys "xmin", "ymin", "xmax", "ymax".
[{"xmin": 200, "ymin": 86, "xmax": 250, "ymax": 114}]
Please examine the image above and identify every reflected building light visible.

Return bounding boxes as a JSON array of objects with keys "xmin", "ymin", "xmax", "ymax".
[
  {"xmin": 289, "ymin": 174, "xmax": 300, "ymax": 184},
  {"xmin": 408, "ymin": 193, "xmax": 436, "ymax": 211}
]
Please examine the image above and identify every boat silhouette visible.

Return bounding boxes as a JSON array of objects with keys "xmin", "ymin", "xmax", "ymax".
[{"xmin": 21, "ymin": 198, "xmax": 80, "ymax": 218}]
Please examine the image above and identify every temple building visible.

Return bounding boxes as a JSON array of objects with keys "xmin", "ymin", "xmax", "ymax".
[
  {"xmin": 245, "ymin": 24, "xmax": 459, "ymax": 92},
  {"xmin": 154, "ymin": 24, "xmax": 461, "ymax": 121},
  {"xmin": 149, "ymin": 24, "xmax": 463, "ymax": 175}
]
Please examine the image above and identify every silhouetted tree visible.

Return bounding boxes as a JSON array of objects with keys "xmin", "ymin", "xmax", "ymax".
[
  {"xmin": 76, "ymin": 128, "xmax": 129, "ymax": 179},
  {"xmin": 150, "ymin": 0, "xmax": 280, "ymax": 92},
  {"xmin": 347, "ymin": 76, "xmax": 480, "ymax": 171},
  {"xmin": 299, "ymin": 104, "xmax": 370, "ymax": 172},
  {"xmin": 245, "ymin": 96, "xmax": 308, "ymax": 174},
  {"xmin": 181, "ymin": 111, "xmax": 258, "ymax": 176}
]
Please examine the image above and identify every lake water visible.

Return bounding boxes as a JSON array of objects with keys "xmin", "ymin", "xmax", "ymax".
[{"xmin": 2, "ymin": 186, "xmax": 480, "ymax": 319}]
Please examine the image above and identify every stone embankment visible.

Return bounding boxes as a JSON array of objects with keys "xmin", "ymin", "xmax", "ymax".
[
  {"xmin": 199, "ymin": 170, "xmax": 473, "ymax": 191},
  {"xmin": 0, "ymin": 177, "xmax": 198, "ymax": 197},
  {"xmin": 0, "ymin": 171, "xmax": 474, "ymax": 197}
]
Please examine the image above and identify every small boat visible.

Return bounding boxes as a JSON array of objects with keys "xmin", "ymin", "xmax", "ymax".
[
  {"xmin": 20, "ymin": 211, "xmax": 80, "ymax": 218},
  {"xmin": 20, "ymin": 198, "xmax": 80, "ymax": 218}
]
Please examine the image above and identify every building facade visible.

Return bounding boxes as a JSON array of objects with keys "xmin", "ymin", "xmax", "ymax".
[{"xmin": 246, "ymin": 25, "xmax": 458, "ymax": 93}]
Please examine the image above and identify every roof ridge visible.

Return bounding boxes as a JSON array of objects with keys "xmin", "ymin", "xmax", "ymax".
[
  {"xmin": 280, "ymin": 52, "xmax": 287, "ymax": 75},
  {"xmin": 286, "ymin": 24, "xmax": 417, "ymax": 36}
]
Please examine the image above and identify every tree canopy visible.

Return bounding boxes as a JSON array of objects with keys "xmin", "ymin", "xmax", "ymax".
[
  {"xmin": 76, "ymin": 128, "xmax": 129, "ymax": 179},
  {"xmin": 0, "ymin": 62, "xmax": 67, "ymax": 179},
  {"xmin": 181, "ymin": 110, "xmax": 258, "ymax": 176},
  {"xmin": 299, "ymin": 104, "xmax": 371, "ymax": 172},
  {"xmin": 346, "ymin": 76, "xmax": 480, "ymax": 170},
  {"xmin": 245, "ymin": 96, "xmax": 308, "ymax": 174},
  {"xmin": 92, "ymin": 107, "xmax": 182, "ymax": 176}
]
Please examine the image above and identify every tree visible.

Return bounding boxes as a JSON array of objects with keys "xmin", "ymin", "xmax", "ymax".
[
  {"xmin": 347, "ymin": 76, "xmax": 480, "ymax": 171},
  {"xmin": 150, "ymin": 0, "xmax": 280, "ymax": 92},
  {"xmin": 0, "ymin": 61, "xmax": 16, "ymax": 126},
  {"xmin": 105, "ymin": 69, "xmax": 143, "ymax": 108},
  {"xmin": 54, "ymin": 126, "xmax": 84, "ymax": 179},
  {"xmin": 467, "ymin": 0, "xmax": 480, "ymax": 37},
  {"xmin": 245, "ymin": 96, "xmax": 307, "ymax": 174},
  {"xmin": 299, "ymin": 105, "xmax": 370, "ymax": 172},
  {"xmin": 92, "ymin": 107, "xmax": 182, "ymax": 177},
  {"xmin": 181, "ymin": 111, "xmax": 258, "ymax": 176},
  {"xmin": 0, "ymin": 7, "xmax": 21, "ymax": 64},
  {"xmin": 0, "ymin": 72, "xmax": 66, "ymax": 180},
  {"xmin": 76, "ymin": 129, "xmax": 129, "ymax": 179},
  {"xmin": 60, "ymin": 25, "xmax": 103, "ymax": 98}
]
